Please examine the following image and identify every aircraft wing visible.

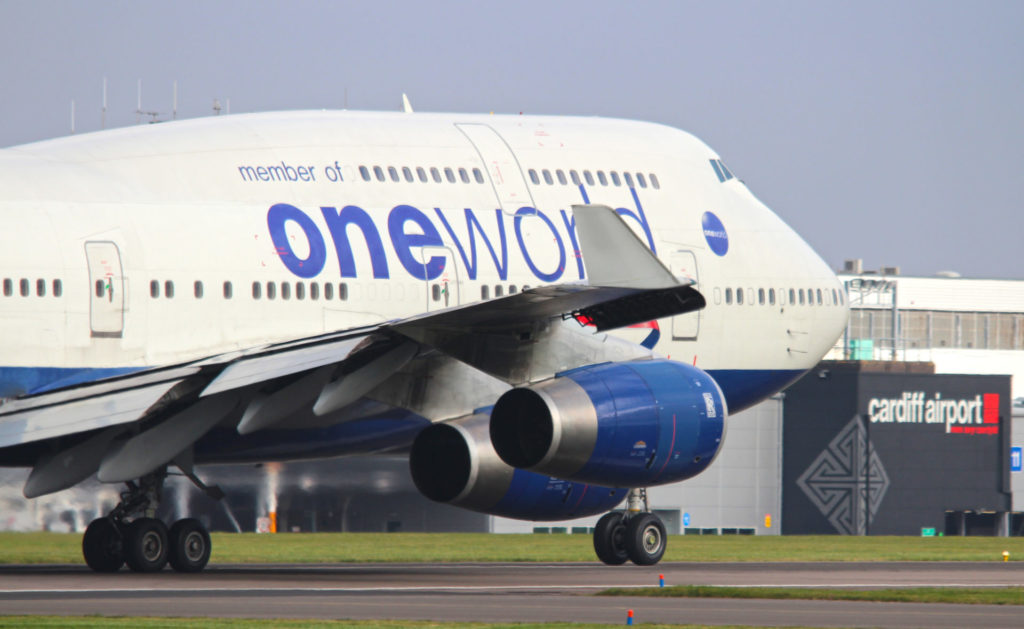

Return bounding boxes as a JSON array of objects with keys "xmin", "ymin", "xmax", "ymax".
[{"xmin": 0, "ymin": 205, "xmax": 704, "ymax": 497}]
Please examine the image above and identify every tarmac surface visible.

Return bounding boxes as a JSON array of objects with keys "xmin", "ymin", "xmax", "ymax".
[{"xmin": 1, "ymin": 561, "xmax": 1023, "ymax": 627}]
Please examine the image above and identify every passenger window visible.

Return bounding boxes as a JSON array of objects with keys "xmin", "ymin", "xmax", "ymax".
[
  {"xmin": 430, "ymin": 167, "xmax": 442, "ymax": 183},
  {"xmin": 444, "ymin": 167, "xmax": 456, "ymax": 183},
  {"xmin": 296, "ymin": 282, "xmax": 305, "ymax": 300},
  {"xmin": 509, "ymin": 285, "xmax": 517, "ymax": 294},
  {"xmin": 556, "ymin": 170, "xmax": 567, "ymax": 185},
  {"xmin": 570, "ymin": 170, "xmax": 581, "ymax": 186},
  {"xmin": 53, "ymin": 279, "xmax": 62, "ymax": 298},
  {"xmin": 758, "ymin": 288, "xmax": 765, "ymax": 305},
  {"xmin": 637, "ymin": 173, "xmax": 648, "ymax": 188},
  {"xmin": 373, "ymin": 166, "xmax": 385, "ymax": 181},
  {"xmin": 388, "ymin": 166, "xmax": 399, "ymax": 182},
  {"xmin": 610, "ymin": 171, "xmax": 621, "ymax": 186},
  {"xmin": 2, "ymin": 279, "xmax": 10, "ymax": 297},
  {"xmin": 281, "ymin": 282, "xmax": 291, "ymax": 300},
  {"xmin": 542, "ymin": 170, "xmax": 553, "ymax": 185},
  {"xmin": 769, "ymin": 288, "xmax": 776, "ymax": 305},
  {"xmin": 339, "ymin": 282, "xmax": 348, "ymax": 300},
  {"xmin": 624, "ymin": 172, "xmax": 635, "ymax": 188},
  {"xmin": 266, "ymin": 281, "xmax": 276, "ymax": 300},
  {"xmin": 817, "ymin": 289, "xmax": 823, "ymax": 305},
  {"xmin": 798, "ymin": 289, "xmax": 805, "ymax": 305},
  {"xmin": 36, "ymin": 279, "xmax": 45, "ymax": 297},
  {"xmin": 252, "ymin": 281, "xmax": 262, "ymax": 299},
  {"xmin": 359, "ymin": 166, "xmax": 370, "ymax": 181},
  {"xmin": 481, "ymin": 285, "xmax": 489, "ymax": 300},
  {"xmin": 736, "ymin": 288, "xmax": 744, "ymax": 305},
  {"xmin": 725, "ymin": 287, "xmax": 733, "ymax": 305},
  {"xmin": 324, "ymin": 282, "xmax": 334, "ymax": 300},
  {"xmin": 473, "ymin": 168, "xmax": 485, "ymax": 183},
  {"xmin": 402, "ymin": 166, "xmax": 414, "ymax": 182},
  {"xmin": 529, "ymin": 169, "xmax": 540, "ymax": 184},
  {"xmin": 597, "ymin": 171, "xmax": 608, "ymax": 186},
  {"xmin": 650, "ymin": 173, "xmax": 660, "ymax": 189},
  {"xmin": 416, "ymin": 167, "xmax": 428, "ymax": 182},
  {"xmin": 789, "ymin": 288, "xmax": 796, "ymax": 304},
  {"xmin": 164, "ymin": 280, "xmax": 174, "ymax": 299},
  {"xmin": 584, "ymin": 170, "xmax": 595, "ymax": 185},
  {"xmin": 93, "ymin": 280, "xmax": 103, "ymax": 298},
  {"xmin": 458, "ymin": 168, "xmax": 470, "ymax": 183},
  {"xmin": 223, "ymin": 281, "xmax": 233, "ymax": 299},
  {"xmin": 194, "ymin": 281, "xmax": 204, "ymax": 299},
  {"xmin": 431, "ymin": 284, "xmax": 441, "ymax": 302},
  {"xmin": 310, "ymin": 282, "xmax": 319, "ymax": 300},
  {"xmin": 495, "ymin": 285, "xmax": 504, "ymax": 297},
  {"xmin": 150, "ymin": 280, "xmax": 159, "ymax": 298}
]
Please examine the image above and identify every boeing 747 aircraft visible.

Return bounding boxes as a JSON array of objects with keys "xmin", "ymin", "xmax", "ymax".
[{"xmin": 0, "ymin": 109, "xmax": 847, "ymax": 572}]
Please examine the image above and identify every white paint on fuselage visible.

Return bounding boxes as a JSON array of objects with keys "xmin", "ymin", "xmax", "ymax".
[{"xmin": 0, "ymin": 111, "xmax": 847, "ymax": 386}]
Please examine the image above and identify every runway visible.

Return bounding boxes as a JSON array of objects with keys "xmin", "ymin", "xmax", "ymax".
[{"xmin": 2, "ymin": 562, "xmax": 1023, "ymax": 627}]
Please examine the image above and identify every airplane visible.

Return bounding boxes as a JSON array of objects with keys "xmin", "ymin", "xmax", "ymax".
[{"xmin": 0, "ymin": 108, "xmax": 848, "ymax": 572}]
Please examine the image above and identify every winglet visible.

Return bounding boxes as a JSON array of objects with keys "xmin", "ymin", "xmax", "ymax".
[
  {"xmin": 571, "ymin": 204, "xmax": 679, "ymax": 289},
  {"xmin": 402, "ymin": 93, "xmax": 414, "ymax": 113}
]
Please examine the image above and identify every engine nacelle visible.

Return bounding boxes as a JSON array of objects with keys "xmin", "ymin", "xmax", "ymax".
[
  {"xmin": 489, "ymin": 359, "xmax": 727, "ymax": 487},
  {"xmin": 409, "ymin": 412, "xmax": 627, "ymax": 521}
]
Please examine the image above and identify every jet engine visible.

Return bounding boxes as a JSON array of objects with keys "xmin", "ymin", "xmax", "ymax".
[
  {"xmin": 489, "ymin": 359, "xmax": 727, "ymax": 487},
  {"xmin": 409, "ymin": 412, "xmax": 626, "ymax": 521}
]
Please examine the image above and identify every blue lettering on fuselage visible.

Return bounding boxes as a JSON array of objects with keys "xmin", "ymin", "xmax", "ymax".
[{"xmin": 265, "ymin": 187, "xmax": 657, "ymax": 283}]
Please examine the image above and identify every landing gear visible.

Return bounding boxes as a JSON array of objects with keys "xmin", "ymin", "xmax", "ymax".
[
  {"xmin": 593, "ymin": 488, "xmax": 667, "ymax": 566},
  {"xmin": 82, "ymin": 466, "xmax": 218, "ymax": 573}
]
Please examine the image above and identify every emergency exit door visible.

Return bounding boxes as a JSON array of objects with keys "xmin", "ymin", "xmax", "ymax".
[
  {"xmin": 671, "ymin": 250, "xmax": 700, "ymax": 340},
  {"xmin": 85, "ymin": 241, "xmax": 125, "ymax": 338}
]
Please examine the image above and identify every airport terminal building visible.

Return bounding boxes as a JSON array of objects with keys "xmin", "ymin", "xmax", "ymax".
[{"xmin": 4, "ymin": 263, "xmax": 1024, "ymax": 537}]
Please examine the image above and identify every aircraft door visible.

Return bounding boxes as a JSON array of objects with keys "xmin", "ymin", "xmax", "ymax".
[
  {"xmin": 84, "ymin": 241, "xmax": 125, "ymax": 338},
  {"xmin": 670, "ymin": 250, "xmax": 699, "ymax": 340},
  {"xmin": 419, "ymin": 246, "xmax": 461, "ymax": 312},
  {"xmin": 455, "ymin": 123, "xmax": 535, "ymax": 215}
]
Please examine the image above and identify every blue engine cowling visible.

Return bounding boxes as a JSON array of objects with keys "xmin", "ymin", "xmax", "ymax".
[
  {"xmin": 409, "ymin": 412, "xmax": 627, "ymax": 521},
  {"xmin": 489, "ymin": 360, "xmax": 727, "ymax": 487}
]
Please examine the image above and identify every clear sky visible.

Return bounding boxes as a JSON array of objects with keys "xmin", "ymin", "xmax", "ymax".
[{"xmin": 1, "ymin": 0, "xmax": 1021, "ymax": 278}]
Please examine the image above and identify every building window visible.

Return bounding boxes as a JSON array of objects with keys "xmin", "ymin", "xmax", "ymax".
[
  {"xmin": 164, "ymin": 281, "xmax": 174, "ymax": 299},
  {"xmin": 194, "ymin": 281, "xmax": 204, "ymax": 299},
  {"xmin": 223, "ymin": 281, "xmax": 233, "ymax": 299}
]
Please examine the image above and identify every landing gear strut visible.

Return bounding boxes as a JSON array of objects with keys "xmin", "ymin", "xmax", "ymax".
[
  {"xmin": 82, "ymin": 466, "xmax": 216, "ymax": 573},
  {"xmin": 592, "ymin": 488, "xmax": 667, "ymax": 566}
]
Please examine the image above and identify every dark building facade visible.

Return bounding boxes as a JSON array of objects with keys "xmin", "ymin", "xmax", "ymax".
[{"xmin": 783, "ymin": 361, "xmax": 1011, "ymax": 535}]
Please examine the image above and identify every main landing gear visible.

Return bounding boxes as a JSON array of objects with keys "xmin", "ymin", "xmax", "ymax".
[
  {"xmin": 82, "ymin": 468, "xmax": 217, "ymax": 573},
  {"xmin": 593, "ymin": 488, "xmax": 667, "ymax": 566}
]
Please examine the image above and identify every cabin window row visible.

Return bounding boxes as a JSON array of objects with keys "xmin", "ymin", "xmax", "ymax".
[
  {"xmin": 2, "ymin": 278, "xmax": 62, "ymax": 298},
  {"xmin": 720, "ymin": 287, "xmax": 845, "ymax": 307},
  {"xmin": 478, "ymin": 284, "xmax": 529, "ymax": 300},
  {"xmin": 358, "ymin": 164, "xmax": 486, "ymax": 185},
  {"xmin": 251, "ymin": 280, "xmax": 349, "ymax": 302},
  {"xmin": 527, "ymin": 168, "xmax": 660, "ymax": 190}
]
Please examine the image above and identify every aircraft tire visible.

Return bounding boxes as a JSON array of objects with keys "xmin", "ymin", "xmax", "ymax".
[
  {"xmin": 123, "ymin": 517, "xmax": 169, "ymax": 573},
  {"xmin": 593, "ymin": 512, "xmax": 629, "ymax": 565},
  {"xmin": 82, "ymin": 518, "xmax": 124, "ymax": 573},
  {"xmin": 168, "ymin": 518, "xmax": 211, "ymax": 573},
  {"xmin": 624, "ymin": 512, "xmax": 666, "ymax": 566}
]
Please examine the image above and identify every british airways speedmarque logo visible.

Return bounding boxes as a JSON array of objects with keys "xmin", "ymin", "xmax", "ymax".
[{"xmin": 702, "ymin": 211, "xmax": 728, "ymax": 256}]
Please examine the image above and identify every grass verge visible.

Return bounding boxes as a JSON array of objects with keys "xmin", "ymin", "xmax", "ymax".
[
  {"xmin": 1, "ymin": 532, "xmax": 1022, "ymax": 564},
  {"xmin": 0, "ymin": 619, "xmax": 746, "ymax": 629},
  {"xmin": 599, "ymin": 585, "xmax": 1024, "ymax": 605}
]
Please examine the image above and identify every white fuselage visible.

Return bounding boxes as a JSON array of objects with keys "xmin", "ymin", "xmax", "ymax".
[{"xmin": 0, "ymin": 111, "xmax": 847, "ymax": 410}]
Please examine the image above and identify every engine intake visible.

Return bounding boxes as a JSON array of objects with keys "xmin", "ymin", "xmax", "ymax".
[
  {"xmin": 490, "ymin": 360, "xmax": 727, "ymax": 487},
  {"xmin": 409, "ymin": 412, "xmax": 626, "ymax": 521}
]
